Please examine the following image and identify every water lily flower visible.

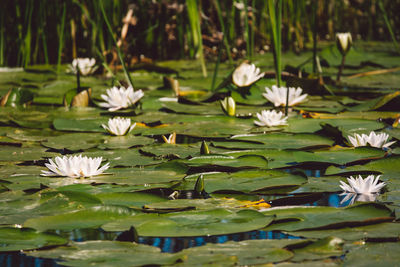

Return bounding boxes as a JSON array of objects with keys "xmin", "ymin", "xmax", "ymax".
[
  {"xmin": 232, "ymin": 62, "xmax": 264, "ymax": 87},
  {"xmin": 41, "ymin": 154, "xmax": 110, "ymax": 178},
  {"xmin": 336, "ymin": 32, "xmax": 352, "ymax": 56},
  {"xmin": 339, "ymin": 175, "xmax": 385, "ymax": 205},
  {"xmin": 99, "ymin": 86, "xmax": 144, "ymax": 112},
  {"xmin": 220, "ymin": 96, "xmax": 236, "ymax": 116},
  {"xmin": 262, "ymin": 85, "xmax": 307, "ymax": 107},
  {"xmin": 340, "ymin": 175, "xmax": 385, "ymax": 194},
  {"xmin": 348, "ymin": 131, "xmax": 395, "ymax": 149},
  {"xmin": 68, "ymin": 58, "xmax": 98, "ymax": 76},
  {"xmin": 102, "ymin": 117, "xmax": 136, "ymax": 136},
  {"xmin": 254, "ymin": 110, "xmax": 288, "ymax": 127},
  {"xmin": 162, "ymin": 132, "xmax": 176, "ymax": 144}
]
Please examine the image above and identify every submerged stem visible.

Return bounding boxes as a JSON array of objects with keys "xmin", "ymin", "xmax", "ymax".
[{"xmin": 336, "ymin": 54, "xmax": 346, "ymax": 82}]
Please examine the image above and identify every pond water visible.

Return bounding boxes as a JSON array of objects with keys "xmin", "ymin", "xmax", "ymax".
[{"xmin": 1, "ymin": 43, "xmax": 400, "ymax": 266}]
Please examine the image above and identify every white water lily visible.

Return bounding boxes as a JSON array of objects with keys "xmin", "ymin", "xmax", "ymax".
[
  {"xmin": 336, "ymin": 32, "xmax": 352, "ymax": 56},
  {"xmin": 254, "ymin": 110, "xmax": 288, "ymax": 127},
  {"xmin": 41, "ymin": 154, "xmax": 110, "ymax": 178},
  {"xmin": 340, "ymin": 175, "xmax": 385, "ymax": 194},
  {"xmin": 263, "ymin": 85, "xmax": 307, "ymax": 107},
  {"xmin": 339, "ymin": 175, "xmax": 385, "ymax": 205},
  {"xmin": 232, "ymin": 62, "xmax": 264, "ymax": 87},
  {"xmin": 68, "ymin": 58, "xmax": 98, "ymax": 76},
  {"xmin": 348, "ymin": 131, "xmax": 395, "ymax": 149},
  {"xmin": 99, "ymin": 86, "xmax": 144, "ymax": 112},
  {"xmin": 102, "ymin": 117, "xmax": 136, "ymax": 136}
]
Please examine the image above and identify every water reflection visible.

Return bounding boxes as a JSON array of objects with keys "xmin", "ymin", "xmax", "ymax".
[
  {"xmin": 0, "ymin": 228, "xmax": 302, "ymax": 266},
  {"xmin": 0, "ymin": 252, "xmax": 62, "ymax": 267},
  {"xmin": 339, "ymin": 192, "xmax": 378, "ymax": 206},
  {"xmin": 139, "ymin": 230, "xmax": 302, "ymax": 253}
]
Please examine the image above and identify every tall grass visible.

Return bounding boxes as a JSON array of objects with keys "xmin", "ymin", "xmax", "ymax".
[
  {"xmin": 1, "ymin": 0, "xmax": 399, "ymax": 68},
  {"xmin": 377, "ymin": 0, "xmax": 400, "ymax": 54},
  {"xmin": 56, "ymin": 3, "xmax": 66, "ymax": 73},
  {"xmin": 99, "ymin": 0, "xmax": 134, "ymax": 87},
  {"xmin": 268, "ymin": 0, "xmax": 282, "ymax": 87},
  {"xmin": 186, "ymin": 0, "xmax": 207, "ymax": 77}
]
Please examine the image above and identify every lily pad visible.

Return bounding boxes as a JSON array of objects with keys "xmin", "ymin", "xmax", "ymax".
[
  {"xmin": 0, "ymin": 227, "xmax": 67, "ymax": 252},
  {"xmin": 41, "ymin": 133, "xmax": 104, "ymax": 150},
  {"xmin": 24, "ymin": 205, "xmax": 136, "ymax": 231},
  {"xmin": 103, "ymin": 208, "xmax": 273, "ymax": 237},
  {"xmin": 180, "ymin": 239, "xmax": 294, "ymax": 266},
  {"xmin": 213, "ymin": 133, "xmax": 334, "ymax": 150},
  {"xmin": 262, "ymin": 203, "xmax": 392, "ymax": 231},
  {"xmin": 177, "ymin": 169, "xmax": 307, "ymax": 194},
  {"xmin": 26, "ymin": 240, "xmax": 183, "ymax": 266}
]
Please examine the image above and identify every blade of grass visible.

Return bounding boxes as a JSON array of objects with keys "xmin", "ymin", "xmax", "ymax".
[
  {"xmin": 22, "ymin": 1, "xmax": 33, "ymax": 67},
  {"xmin": 377, "ymin": 0, "xmax": 400, "ymax": 54},
  {"xmin": 56, "ymin": 3, "xmax": 66, "ymax": 73},
  {"xmin": 99, "ymin": 0, "xmax": 134, "ymax": 87},
  {"xmin": 242, "ymin": 0, "xmax": 250, "ymax": 59},
  {"xmin": 250, "ymin": 0, "xmax": 255, "ymax": 60},
  {"xmin": 312, "ymin": 0, "xmax": 318, "ymax": 73},
  {"xmin": 268, "ymin": 0, "xmax": 282, "ymax": 87},
  {"xmin": 186, "ymin": 0, "xmax": 207, "ymax": 77},
  {"xmin": 0, "ymin": 7, "xmax": 4, "ymax": 66},
  {"xmin": 213, "ymin": 0, "xmax": 232, "ymax": 64},
  {"xmin": 211, "ymin": 42, "xmax": 222, "ymax": 91}
]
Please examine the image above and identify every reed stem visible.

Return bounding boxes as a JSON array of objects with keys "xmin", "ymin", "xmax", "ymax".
[
  {"xmin": 100, "ymin": 0, "xmax": 134, "ymax": 87},
  {"xmin": 57, "ymin": 3, "xmax": 66, "ymax": 73}
]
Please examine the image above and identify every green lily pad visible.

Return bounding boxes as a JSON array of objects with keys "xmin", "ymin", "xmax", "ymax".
[
  {"xmin": 182, "ymin": 154, "xmax": 269, "ymax": 170},
  {"xmin": 290, "ymin": 222, "xmax": 400, "ymax": 241},
  {"xmin": 262, "ymin": 203, "xmax": 392, "ymax": 231},
  {"xmin": 41, "ymin": 133, "xmax": 104, "ymax": 150},
  {"xmin": 177, "ymin": 169, "xmax": 307, "ymax": 194},
  {"xmin": 348, "ymin": 91, "xmax": 400, "ymax": 112},
  {"xmin": 325, "ymin": 156, "xmax": 400, "ymax": 180},
  {"xmin": 24, "ymin": 205, "xmax": 136, "ymax": 231},
  {"xmin": 289, "ymin": 236, "xmax": 344, "ymax": 262},
  {"xmin": 26, "ymin": 240, "xmax": 183, "ymax": 266},
  {"xmin": 212, "ymin": 133, "xmax": 334, "ymax": 150},
  {"xmin": 0, "ymin": 227, "xmax": 67, "ymax": 252},
  {"xmin": 53, "ymin": 117, "xmax": 107, "ymax": 132},
  {"xmin": 81, "ymin": 149, "xmax": 161, "ymax": 167},
  {"xmin": 343, "ymin": 242, "xmax": 400, "ymax": 266},
  {"xmin": 98, "ymin": 135, "xmax": 154, "ymax": 150},
  {"xmin": 95, "ymin": 192, "xmax": 167, "ymax": 208},
  {"xmin": 103, "ymin": 208, "xmax": 273, "ymax": 237},
  {"xmin": 0, "ymin": 145, "xmax": 57, "ymax": 162},
  {"xmin": 180, "ymin": 239, "xmax": 294, "ymax": 266}
]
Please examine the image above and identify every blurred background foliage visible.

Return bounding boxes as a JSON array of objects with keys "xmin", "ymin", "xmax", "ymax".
[{"xmin": 1, "ymin": 0, "xmax": 400, "ymax": 67}]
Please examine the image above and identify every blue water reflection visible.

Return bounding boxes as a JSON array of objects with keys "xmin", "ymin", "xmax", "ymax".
[{"xmin": 140, "ymin": 230, "xmax": 302, "ymax": 253}]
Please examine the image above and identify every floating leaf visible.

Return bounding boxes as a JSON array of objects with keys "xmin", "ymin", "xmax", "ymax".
[
  {"xmin": 262, "ymin": 203, "xmax": 392, "ymax": 231},
  {"xmin": 0, "ymin": 227, "xmax": 67, "ymax": 252}
]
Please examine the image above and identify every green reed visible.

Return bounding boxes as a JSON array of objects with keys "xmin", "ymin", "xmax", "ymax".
[
  {"xmin": 100, "ymin": 0, "xmax": 134, "ymax": 87},
  {"xmin": 268, "ymin": 0, "xmax": 282, "ymax": 87},
  {"xmin": 57, "ymin": 3, "xmax": 66, "ymax": 73},
  {"xmin": 2, "ymin": 0, "xmax": 400, "ymax": 68},
  {"xmin": 213, "ymin": 0, "xmax": 232, "ymax": 64},
  {"xmin": 187, "ymin": 0, "xmax": 207, "ymax": 77},
  {"xmin": 377, "ymin": 0, "xmax": 400, "ymax": 54}
]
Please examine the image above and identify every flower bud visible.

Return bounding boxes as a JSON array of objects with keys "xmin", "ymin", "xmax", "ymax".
[
  {"xmin": 336, "ymin": 32, "xmax": 352, "ymax": 56},
  {"xmin": 220, "ymin": 96, "xmax": 236, "ymax": 117}
]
